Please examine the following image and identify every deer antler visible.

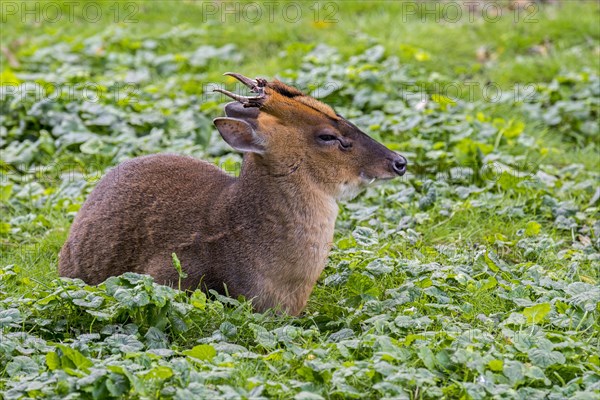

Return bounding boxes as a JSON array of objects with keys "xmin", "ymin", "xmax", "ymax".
[{"xmin": 213, "ymin": 72, "xmax": 267, "ymax": 107}]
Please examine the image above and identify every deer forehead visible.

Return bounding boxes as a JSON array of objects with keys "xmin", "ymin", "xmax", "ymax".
[{"xmin": 264, "ymin": 81, "xmax": 339, "ymax": 120}]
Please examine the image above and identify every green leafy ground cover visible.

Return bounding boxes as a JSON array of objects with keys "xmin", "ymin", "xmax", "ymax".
[{"xmin": 1, "ymin": 1, "xmax": 599, "ymax": 398}]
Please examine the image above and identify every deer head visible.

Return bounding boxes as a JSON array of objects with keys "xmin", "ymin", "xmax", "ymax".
[{"xmin": 214, "ymin": 73, "xmax": 407, "ymax": 200}]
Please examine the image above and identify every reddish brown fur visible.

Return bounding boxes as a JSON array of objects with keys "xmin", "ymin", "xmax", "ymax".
[{"xmin": 59, "ymin": 75, "xmax": 406, "ymax": 315}]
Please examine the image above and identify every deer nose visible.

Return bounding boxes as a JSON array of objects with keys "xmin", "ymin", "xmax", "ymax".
[{"xmin": 391, "ymin": 155, "xmax": 407, "ymax": 176}]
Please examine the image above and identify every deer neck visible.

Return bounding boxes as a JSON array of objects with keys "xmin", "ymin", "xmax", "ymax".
[
  {"xmin": 228, "ymin": 154, "xmax": 338, "ymax": 312},
  {"xmin": 235, "ymin": 154, "xmax": 338, "ymax": 248}
]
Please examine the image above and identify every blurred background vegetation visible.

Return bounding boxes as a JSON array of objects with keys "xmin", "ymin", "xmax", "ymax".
[{"xmin": 3, "ymin": 0, "xmax": 599, "ymax": 85}]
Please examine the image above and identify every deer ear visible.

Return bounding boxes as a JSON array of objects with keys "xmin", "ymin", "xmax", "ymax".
[
  {"xmin": 213, "ymin": 117, "xmax": 266, "ymax": 154},
  {"xmin": 224, "ymin": 102, "xmax": 259, "ymax": 129}
]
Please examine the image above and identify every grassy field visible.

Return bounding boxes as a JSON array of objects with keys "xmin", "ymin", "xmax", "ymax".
[{"xmin": 1, "ymin": 1, "xmax": 599, "ymax": 398}]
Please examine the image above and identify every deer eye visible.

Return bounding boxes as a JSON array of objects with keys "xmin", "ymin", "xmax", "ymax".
[{"xmin": 318, "ymin": 134, "xmax": 338, "ymax": 142}]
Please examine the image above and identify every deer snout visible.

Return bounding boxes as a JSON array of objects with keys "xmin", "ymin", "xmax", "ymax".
[{"xmin": 390, "ymin": 154, "xmax": 407, "ymax": 176}]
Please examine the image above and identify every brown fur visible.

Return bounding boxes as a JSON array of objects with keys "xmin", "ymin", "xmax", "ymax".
[{"xmin": 59, "ymin": 76, "xmax": 407, "ymax": 315}]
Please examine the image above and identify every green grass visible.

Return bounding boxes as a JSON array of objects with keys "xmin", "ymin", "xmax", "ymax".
[
  {"xmin": 1, "ymin": 1, "xmax": 599, "ymax": 398},
  {"xmin": 4, "ymin": 1, "xmax": 599, "ymax": 83}
]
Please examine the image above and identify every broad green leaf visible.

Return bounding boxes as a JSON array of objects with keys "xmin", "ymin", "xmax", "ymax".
[
  {"xmin": 502, "ymin": 120, "xmax": 525, "ymax": 138},
  {"xmin": 80, "ymin": 137, "xmax": 106, "ymax": 154},
  {"xmin": 528, "ymin": 349, "xmax": 566, "ymax": 369},
  {"xmin": 481, "ymin": 276, "xmax": 498, "ymax": 291},
  {"xmin": 46, "ymin": 351, "xmax": 61, "ymax": 370},
  {"xmin": 183, "ymin": 344, "xmax": 217, "ymax": 361},
  {"xmin": 249, "ymin": 324, "xmax": 277, "ymax": 349},
  {"xmin": 294, "ymin": 392, "xmax": 325, "ymax": 400},
  {"xmin": 522, "ymin": 303, "xmax": 552, "ymax": 324},
  {"xmin": 56, "ymin": 344, "xmax": 94, "ymax": 371},
  {"xmin": 144, "ymin": 327, "xmax": 169, "ymax": 349},
  {"xmin": 431, "ymin": 94, "xmax": 456, "ymax": 110},
  {"xmin": 418, "ymin": 346, "xmax": 437, "ymax": 370},
  {"xmin": 365, "ymin": 259, "xmax": 394, "ymax": 275},
  {"xmin": 0, "ymin": 69, "xmax": 20, "ymax": 86},
  {"xmin": 352, "ymin": 226, "xmax": 378, "ymax": 247},
  {"xmin": 6, "ymin": 356, "xmax": 39, "ymax": 377},
  {"xmin": 104, "ymin": 334, "xmax": 144, "ymax": 353},
  {"xmin": 524, "ymin": 365, "xmax": 548, "ymax": 382},
  {"xmin": 488, "ymin": 359, "xmax": 503, "ymax": 372},
  {"xmin": 484, "ymin": 251, "xmax": 499, "ymax": 272},
  {"xmin": 106, "ymin": 373, "xmax": 130, "ymax": 397},
  {"xmin": 503, "ymin": 360, "xmax": 525, "ymax": 384},
  {"xmin": 219, "ymin": 321, "xmax": 238, "ymax": 338},
  {"xmin": 190, "ymin": 290, "xmax": 206, "ymax": 310},
  {"xmin": 0, "ymin": 308, "xmax": 22, "ymax": 327},
  {"xmin": 0, "ymin": 222, "xmax": 10, "ymax": 234},
  {"xmin": 143, "ymin": 366, "xmax": 173, "ymax": 380},
  {"xmin": 0, "ymin": 184, "xmax": 13, "ymax": 202},
  {"xmin": 525, "ymin": 221, "xmax": 541, "ymax": 236}
]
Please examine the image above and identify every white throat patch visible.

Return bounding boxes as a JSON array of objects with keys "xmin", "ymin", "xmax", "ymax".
[{"xmin": 336, "ymin": 181, "xmax": 364, "ymax": 201}]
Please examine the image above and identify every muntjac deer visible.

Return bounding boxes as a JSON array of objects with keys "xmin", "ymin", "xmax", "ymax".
[{"xmin": 59, "ymin": 73, "xmax": 407, "ymax": 315}]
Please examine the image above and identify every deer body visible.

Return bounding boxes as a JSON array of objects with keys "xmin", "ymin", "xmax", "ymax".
[{"xmin": 59, "ymin": 74, "xmax": 406, "ymax": 315}]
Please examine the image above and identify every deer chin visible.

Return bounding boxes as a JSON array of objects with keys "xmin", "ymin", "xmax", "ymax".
[
  {"xmin": 335, "ymin": 174, "xmax": 379, "ymax": 201},
  {"xmin": 335, "ymin": 181, "xmax": 364, "ymax": 201},
  {"xmin": 334, "ymin": 172, "xmax": 396, "ymax": 201}
]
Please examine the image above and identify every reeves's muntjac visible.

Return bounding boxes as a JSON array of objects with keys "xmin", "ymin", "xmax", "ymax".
[{"xmin": 59, "ymin": 73, "xmax": 407, "ymax": 315}]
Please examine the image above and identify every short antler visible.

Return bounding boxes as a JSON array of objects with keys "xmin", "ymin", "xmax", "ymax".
[{"xmin": 213, "ymin": 72, "xmax": 267, "ymax": 107}]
